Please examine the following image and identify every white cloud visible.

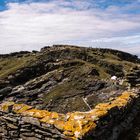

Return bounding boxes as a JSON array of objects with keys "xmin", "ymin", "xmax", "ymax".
[
  {"xmin": 0, "ymin": 1, "xmax": 139, "ymax": 56},
  {"xmin": 91, "ymin": 35, "xmax": 140, "ymax": 55}
]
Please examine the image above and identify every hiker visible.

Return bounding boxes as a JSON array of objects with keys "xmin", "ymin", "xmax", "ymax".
[
  {"xmin": 111, "ymin": 75, "xmax": 117, "ymax": 80},
  {"xmin": 111, "ymin": 75, "xmax": 118, "ymax": 85}
]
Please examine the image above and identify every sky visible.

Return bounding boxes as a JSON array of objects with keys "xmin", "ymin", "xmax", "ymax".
[{"xmin": 0, "ymin": 0, "xmax": 140, "ymax": 56}]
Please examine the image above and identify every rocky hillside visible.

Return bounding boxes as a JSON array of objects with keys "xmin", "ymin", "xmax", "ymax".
[
  {"xmin": 0, "ymin": 45, "xmax": 140, "ymax": 140},
  {"xmin": 0, "ymin": 45, "xmax": 140, "ymax": 113}
]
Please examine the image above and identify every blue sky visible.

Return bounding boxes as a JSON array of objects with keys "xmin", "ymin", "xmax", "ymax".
[{"xmin": 0, "ymin": 0, "xmax": 140, "ymax": 56}]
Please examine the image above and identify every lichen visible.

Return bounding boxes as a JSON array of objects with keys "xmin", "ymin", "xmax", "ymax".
[
  {"xmin": 13, "ymin": 104, "xmax": 32, "ymax": 113},
  {"xmin": 0, "ymin": 91, "xmax": 136, "ymax": 139},
  {"xmin": 0, "ymin": 102, "xmax": 14, "ymax": 112}
]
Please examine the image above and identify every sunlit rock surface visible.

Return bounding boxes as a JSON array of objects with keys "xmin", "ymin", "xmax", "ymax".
[
  {"xmin": 0, "ymin": 45, "xmax": 140, "ymax": 139},
  {"xmin": 0, "ymin": 91, "xmax": 139, "ymax": 139}
]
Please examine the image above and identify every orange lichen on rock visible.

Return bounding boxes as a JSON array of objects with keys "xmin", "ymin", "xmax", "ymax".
[
  {"xmin": 0, "ymin": 91, "xmax": 137, "ymax": 140},
  {"xmin": 13, "ymin": 104, "xmax": 32, "ymax": 113},
  {"xmin": 22, "ymin": 109, "xmax": 51, "ymax": 118},
  {"xmin": 91, "ymin": 109, "xmax": 108, "ymax": 117},
  {"xmin": 107, "ymin": 91, "xmax": 133, "ymax": 109},
  {"xmin": 54, "ymin": 120, "xmax": 66, "ymax": 130},
  {"xmin": 0, "ymin": 101, "xmax": 14, "ymax": 112}
]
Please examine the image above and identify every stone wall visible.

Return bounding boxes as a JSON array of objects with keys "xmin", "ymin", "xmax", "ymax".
[{"xmin": 0, "ymin": 91, "xmax": 139, "ymax": 140}]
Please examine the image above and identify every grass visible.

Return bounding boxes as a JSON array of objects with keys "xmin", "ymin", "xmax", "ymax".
[
  {"xmin": 0, "ymin": 55, "xmax": 36, "ymax": 79},
  {"xmin": 0, "ymin": 46, "xmax": 139, "ymax": 113},
  {"xmin": 43, "ymin": 71, "xmax": 85, "ymax": 104},
  {"xmin": 43, "ymin": 61, "xmax": 107, "ymax": 112}
]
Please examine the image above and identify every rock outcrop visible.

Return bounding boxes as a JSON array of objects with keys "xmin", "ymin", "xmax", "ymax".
[
  {"xmin": 125, "ymin": 66, "xmax": 140, "ymax": 87},
  {"xmin": 0, "ymin": 91, "xmax": 139, "ymax": 140},
  {"xmin": 0, "ymin": 45, "xmax": 140, "ymax": 139}
]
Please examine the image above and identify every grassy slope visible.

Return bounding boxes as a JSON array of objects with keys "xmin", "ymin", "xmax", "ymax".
[
  {"xmin": 0, "ymin": 46, "xmax": 138, "ymax": 80},
  {"xmin": 0, "ymin": 54, "xmax": 36, "ymax": 79},
  {"xmin": 0, "ymin": 46, "xmax": 139, "ymax": 112}
]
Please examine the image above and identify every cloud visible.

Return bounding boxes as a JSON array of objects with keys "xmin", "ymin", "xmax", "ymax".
[
  {"xmin": 91, "ymin": 35, "xmax": 140, "ymax": 56},
  {"xmin": 0, "ymin": 0, "xmax": 139, "ymax": 56}
]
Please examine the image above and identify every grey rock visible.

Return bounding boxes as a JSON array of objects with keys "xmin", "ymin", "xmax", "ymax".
[{"xmin": 22, "ymin": 117, "xmax": 40, "ymax": 127}]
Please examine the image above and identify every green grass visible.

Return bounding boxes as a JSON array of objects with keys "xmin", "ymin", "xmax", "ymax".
[
  {"xmin": 0, "ymin": 55, "xmax": 36, "ymax": 79},
  {"xmin": 0, "ymin": 46, "xmax": 139, "ymax": 113},
  {"xmin": 43, "ymin": 68, "xmax": 86, "ymax": 104}
]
